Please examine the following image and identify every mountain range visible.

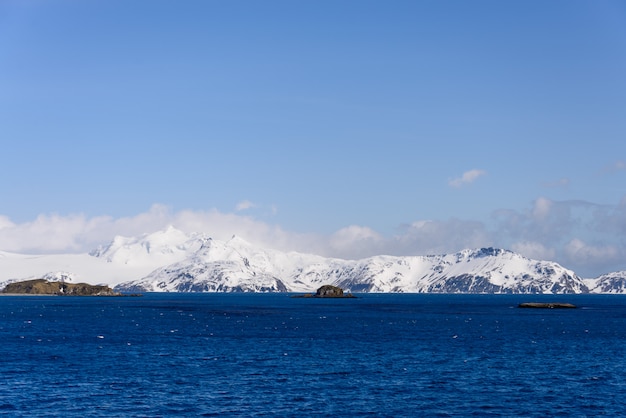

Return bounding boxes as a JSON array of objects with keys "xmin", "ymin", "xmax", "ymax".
[{"xmin": 1, "ymin": 226, "xmax": 625, "ymax": 294}]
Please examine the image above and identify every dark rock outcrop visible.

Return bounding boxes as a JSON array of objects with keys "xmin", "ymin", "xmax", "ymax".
[
  {"xmin": 518, "ymin": 302, "xmax": 577, "ymax": 309},
  {"xmin": 292, "ymin": 285, "xmax": 356, "ymax": 298},
  {"xmin": 316, "ymin": 285, "xmax": 345, "ymax": 297},
  {"xmin": 2, "ymin": 279, "xmax": 121, "ymax": 296}
]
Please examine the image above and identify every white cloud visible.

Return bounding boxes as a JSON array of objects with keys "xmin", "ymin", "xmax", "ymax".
[
  {"xmin": 492, "ymin": 198, "xmax": 626, "ymax": 276},
  {"xmin": 532, "ymin": 197, "xmax": 553, "ymax": 220},
  {"xmin": 329, "ymin": 225, "xmax": 384, "ymax": 259},
  {"xmin": 235, "ymin": 200, "xmax": 256, "ymax": 211},
  {"xmin": 0, "ymin": 205, "xmax": 169, "ymax": 253},
  {"xmin": 0, "ymin": 204, "xmax": 312, "ymax": 256},
  {"xmin": 563, "ymin": 238, "xmax": 622, "ymax": 269},
  {"xmin": 2, "ymin": 197, "xmax": 626, "ymax": 277},
  {"xmin": 0, "ymin": 206, "xmax": 489, "ymax": 261},
  {"xmin": 390, "ymin": 219, "xmax": 492, "ymax": 256},
  {"xmin": 449, "ymin": 169, "xmax": 487, "ymax": 188},
  {"xmin": 0, "ymin": 215, "xmax": 14, "ymax": 229},
  {"xmin": 171, "ymin": 207, "xmax": 318, "ymax": 253},
  {"xmin": 511, "ymin": 241, "xmax": 556, "ymax": 261},
  {"xmin": 494, "ymin": 197, "xmax": 579, "ymax": 244}
]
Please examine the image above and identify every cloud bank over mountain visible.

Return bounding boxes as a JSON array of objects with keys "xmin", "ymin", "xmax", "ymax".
[{"xmin": 1, "ymin": 197, "xmax": 625, "ymax": 277}]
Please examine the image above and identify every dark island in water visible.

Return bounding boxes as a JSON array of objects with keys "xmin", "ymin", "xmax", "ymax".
[
  {"xmin": 518, "ymin": 302, "xmax": 577, "ymax": 309},
  {"xmin": 292, "ymin": 285, "xmax": 357, "ymax": 298},
  {"xmin": 1, "ymin": 279, "xmax": 125, "ymax": 296}
]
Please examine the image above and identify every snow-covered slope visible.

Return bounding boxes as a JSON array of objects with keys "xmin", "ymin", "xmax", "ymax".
[
  {"xmin": 587, "ymin": 271, "xmax": 626, "ymax": 294},
  {"xmin": 0, "ymin": 250, "xmax": 147, "ymax": 288},
  {"xmin": 0, "ymin": 226, "xmax": 203, "ymax": 288},
  {"xmin": 293, "ymin": 247, "xmax": 588, "ymax": 294},
  {"xmin": 114, "ymin": 233, "xmax": 589, "ymax": 294},
  {"xmin": 89, "ymin": 225, "xmax": 203, "ymax": 267},
  {"xmin": 1, "ymin": 226, "xmax": 621, "ymax": 294},
  {"xmin": 116, "ymin": 235, "xmax": 332, "ymax": 293}
]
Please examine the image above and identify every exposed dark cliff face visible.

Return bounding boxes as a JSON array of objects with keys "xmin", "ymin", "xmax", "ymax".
[
  {"xmin": 316, "ymin": 285, "xmax": 344, "ymax": 297},
  {"xmin": 292, "ymin": 285, "xmax": 356, "ymax": 298},
  {"xmin": 591, "ymin": 273, "xmax": 626, "ymax": 293},
  {"xmin": 2, "ymin": 279, "xmax": 119, "ymax": 296}
]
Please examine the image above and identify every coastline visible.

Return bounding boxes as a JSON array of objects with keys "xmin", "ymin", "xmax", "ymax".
[{"xmin": 0, "ymin": 293, "xmax": 59, "ymax": 296}]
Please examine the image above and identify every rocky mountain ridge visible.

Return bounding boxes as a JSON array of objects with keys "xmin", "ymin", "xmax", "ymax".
[
  {"xmin": 112, "ymin": 228, "xmax": 593, "ymax": 294},
  {"xmin": 587, "ymin": 271, "xmax": 626, "ymax": 294},
  {"xmin": 2, "ymin": 226, "xmax": 625, "ymax": 294}
]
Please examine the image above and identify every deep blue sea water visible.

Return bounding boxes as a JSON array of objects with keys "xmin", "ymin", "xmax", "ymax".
[{"xmin": 1, "ymin": 293, "xmax": 625, "ymax": 417}]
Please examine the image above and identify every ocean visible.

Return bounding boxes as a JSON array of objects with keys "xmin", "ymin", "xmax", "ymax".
[{"xmin": 1, "ymin": 293, "xmax": 625, "ymax": 417}]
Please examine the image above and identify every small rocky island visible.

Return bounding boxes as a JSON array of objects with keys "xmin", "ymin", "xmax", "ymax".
[
  {"xmin": 518, "ymin": 302, "xmax": 577, "ymax": 309},
  {"xmin": 2, "ymin": 279, "xmax": 122, "ymax": 296},
  {"xmin": 292, "ymin": 284, "xmax": 356, "ymax": 298}
]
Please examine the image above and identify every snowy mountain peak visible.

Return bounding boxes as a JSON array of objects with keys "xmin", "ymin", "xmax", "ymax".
[
  {"xmin": 226, "ymin": 234, "xmax": 254, "ymax": 248},
  {"xmin": 2, "ymin": 227, "xmax": 623, "ymax": 294},
  {"xmin": 464, "ymin": 247, "xmax": 511, "ymax": 258},
  {"xmin": 112, "ymin": 232, "xmax": 589, "ymax": 294},
  {"xmin": 89, "ymin": 226, "xmax": 203, "ymax": 266}
]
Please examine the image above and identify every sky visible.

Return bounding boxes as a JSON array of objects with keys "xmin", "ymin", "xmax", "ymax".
[{"xmin": 1, "ymin": 0, "xmax": 625, "ymax": 277}]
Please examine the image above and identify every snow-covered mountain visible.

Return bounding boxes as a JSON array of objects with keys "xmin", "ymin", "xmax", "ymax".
[
  {"xmin": 0, "ymin": 251, "xmax": 135, "ymax": 288},
  {"xmin": 292, "ymin": 247, "xmax": 589, "ymax": 294},
  {"xmin": 587, "ymin": 271, "xmax": 626, "ymax": 294},
  {"xmin": 1, "ymin": 226, "xmax": 623, "ymax": 294},
  {"xmin": 113, "ymin": 229, "xmax": 589, "ymax": 294},
  {"xmin": 115, "ymin": 235, "xmax": 331, "ymax": 293},
  {"xmin": 89, "ymin": 225, "xmax": 204, "ymax": 266},
  {"xmin": 0, "ymin": 227, "xmax": 203, "ymax": 288}
]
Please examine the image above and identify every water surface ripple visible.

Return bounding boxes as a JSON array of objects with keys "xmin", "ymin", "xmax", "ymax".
[{"xmin": 1, "ymin": 293, "xmax": 625, "ymax": 416}]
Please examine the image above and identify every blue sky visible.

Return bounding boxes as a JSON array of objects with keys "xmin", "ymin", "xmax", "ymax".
[{"xmin": 1, "ymin": 0, "xmax": 625, "ymax": 277}]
